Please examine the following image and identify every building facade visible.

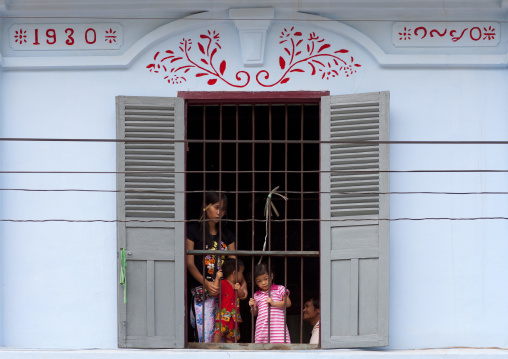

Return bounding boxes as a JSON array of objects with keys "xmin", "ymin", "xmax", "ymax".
[{"xmin": 0, "ymin": 1, "xmax": 507, "ymax": 358}]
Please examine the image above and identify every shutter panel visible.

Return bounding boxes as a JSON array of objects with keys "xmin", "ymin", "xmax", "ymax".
[
  {"xmin": 116, "ymin": 96, "xmax": 185, "ymax": 348},
  {"xmin": 320, "ymin": 92, "xmax": 389, "ymax": 348}
]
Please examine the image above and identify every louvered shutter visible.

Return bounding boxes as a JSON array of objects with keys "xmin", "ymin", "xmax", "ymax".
[
  {"xmin": 116, "ymin": 96, "xmax": 185, "ymax": 348},
  {"xmin": 320, "ymin": 92, "xmax": 389, "ymax": 348}
]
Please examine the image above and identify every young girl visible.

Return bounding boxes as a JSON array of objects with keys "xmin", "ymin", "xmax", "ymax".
[
  {"xmin": 213, "ymin": 258, "xmax": 248, "ymax": 343},
  {"xmin": 248, "ymin": 263, "xmax": 291, "ymax": 343}
]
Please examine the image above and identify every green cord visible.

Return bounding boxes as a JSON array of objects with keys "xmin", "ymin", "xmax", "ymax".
[{"xmin": 120, "ymin": 248, "xmax": 127, "ymax": 303}]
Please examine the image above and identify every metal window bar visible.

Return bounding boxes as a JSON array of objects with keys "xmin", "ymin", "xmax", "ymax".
[
  {"xmin": 268, "ymin": 105, "xmax": 272, "ymax": 344},
  {"xmin": 300, "ymin": 104, "xmax": 305, "ymax": 344},
  {"xmin": 251, "ymin": 104, "xmax": 256, "ymax": 343},
  {"xmin": 234, "ymin": 104, "xmax": 240, "ymax": 344},
  {"xmin": 285, "ymin": 104, "xmax": 292, "ymax": 343},
  {"xmin": 268, "ymin": 208, "xmax": 272, "ymax": 344},
  {"xmin": 200, "ymin": 105, "xmax": 207, "ymax": 344},
  {"xmin": 218, "ymin": 104, "xmax": 224, "ymax": 343},
  {"xmin": 187, "ymin": 103, "xmax": 320, "ymax": 347}
]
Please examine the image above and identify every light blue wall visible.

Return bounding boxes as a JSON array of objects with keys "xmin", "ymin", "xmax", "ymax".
[
  {"xmin": 0, "ymin": 348, "xmax": 507, "ymax": 359},
  {"xmin": 1, "ymin": 13, "xmax": 508, "ymax": 350},
  {"xmin": 0, "ymin": 61, "xmax": 5, "ymax": 348}
]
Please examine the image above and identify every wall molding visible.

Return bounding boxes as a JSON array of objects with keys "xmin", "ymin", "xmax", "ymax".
[
  {"xmin": 230, "ymin": 8, "xmax": 274, "ymax": 67},
  {"xmin": 1, "ymin": 10, "xmax": 507, "ymax": 70}
]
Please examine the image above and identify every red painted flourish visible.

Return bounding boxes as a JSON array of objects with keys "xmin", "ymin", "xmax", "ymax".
[
  {"xmin": 147, "ymin": 30, "xmax": 249, "ymax": 87},
  {"xmin": 401, "ymin": 25, "xmax": 497, "ymax": 42},
  {"xmin": 450, "ymin": 28, "xmax": 468, "ymax": 42},
  {"xmin": 255, "ymin": 28, "xmax": 360, "ymax": 87},
  {"xmin": 147, "ymin": 28, "xmax": 360, "ymax": 87}
]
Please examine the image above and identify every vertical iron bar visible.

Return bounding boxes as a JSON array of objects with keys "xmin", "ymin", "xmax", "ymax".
[
  {"xmin": 251, "ymin": 104, "xmax": 256, "ymax": 343},
  {"xmin": 268, "ymin": 204, "xmax": 272, "ymax": 343},
  {"xmin": 184, "ymin": 102, "xmax": 188, "ymax": 345},
  {"xmin": 317, "ymin": 103, "xmax": 321, "ymax": 345},
  {"xmin": 201, "ymin": 105, "xmax": 207, "ymax": 343},
  {"xmin": 267, "ymin": 195, "xmax": 272, "ymax": 344},
  {"xmin": 267, "ymin": 104, "xmax": 272, "ymax": 343},
  {"xmin": 218, "ymin": 104, "xmax": 224, "ymax": 340},
  {"xmin": 284, "ymin": 104, "xmax": 288, "ymax": 344},
  {"xmin": 235, "ymin": 104, "xmax": 239, "ymax": 343},
  {"xmin": 300, "ymin": 104, "xmax": 305, "ymax": 344}
]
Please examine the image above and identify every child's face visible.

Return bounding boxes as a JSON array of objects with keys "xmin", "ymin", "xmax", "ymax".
[
  {"xmin": 255, "ymin": 272, "xmax": 273, "ymax": 292},
  {"xmin": 227, "ymin": 266, "xmax": 244, "ymax": 284},
  {"xmin": 236, "ymin": 267, "xmax": 245, "ymax": 284}
]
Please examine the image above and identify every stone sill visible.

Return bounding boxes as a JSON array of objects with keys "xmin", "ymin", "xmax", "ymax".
[{"xmin": 0, "ymin": 348, "xmax": 507, "ymax": 359}]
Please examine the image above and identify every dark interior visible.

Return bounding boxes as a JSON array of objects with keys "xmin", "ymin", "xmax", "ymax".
[{"xmin": 185, "ymin": 103, "xmax": 320, "ymax": 343}]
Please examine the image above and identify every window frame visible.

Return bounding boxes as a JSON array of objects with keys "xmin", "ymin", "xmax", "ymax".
[{"xmin": 116, "ymin": 91, "xmax": 389, "ymax": 350}]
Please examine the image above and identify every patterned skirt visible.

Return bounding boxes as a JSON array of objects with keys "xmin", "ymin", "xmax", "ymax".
[{"xmin": 190, "ymin": 286, "xmax": 218, "ymax": 343}]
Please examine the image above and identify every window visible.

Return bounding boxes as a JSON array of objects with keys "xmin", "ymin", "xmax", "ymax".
[
  {"xmin": 116, "ymin": 92, "xmax": 389, "ymax": 349},
  {"xmin": 185, "ymin": 100, "xmax": 320, "ymax": 346}
]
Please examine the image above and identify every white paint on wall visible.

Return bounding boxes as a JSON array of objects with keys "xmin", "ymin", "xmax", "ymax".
[
  {"xmin": 0, "ymin": 9, "xmax": 508, "ymax": 351},
  {"xmin": 0, "ymin": 348, "xmax": 507, "ymax": 359}
]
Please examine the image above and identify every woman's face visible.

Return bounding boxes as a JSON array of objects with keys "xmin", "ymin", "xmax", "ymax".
[{"xmin": 205, "ymin": 200, "xmax": 226, "ymax": 223}]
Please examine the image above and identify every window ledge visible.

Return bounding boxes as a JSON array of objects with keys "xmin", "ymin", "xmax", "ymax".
[{"xmin": 0, "ymin": 348, "xmax": 506, "ymax": 358}]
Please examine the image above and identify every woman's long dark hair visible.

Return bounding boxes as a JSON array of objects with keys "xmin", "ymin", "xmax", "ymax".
[{"xmin": 199, "ymin": 191, "xmax": 229, "ymax": 248}]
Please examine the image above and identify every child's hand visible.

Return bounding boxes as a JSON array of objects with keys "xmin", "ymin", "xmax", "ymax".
[
  {"xmin": 235, "ymin": 283, "xmax": 247, "ymax": 300},
  {"xmin": 266, "ymin": 297, "xmax": 274, "ymax": 305},
  {"xmin": 249, "ymin": 298, "xmax": 256, "ymax": 307},
  {"xmin": 216, "ymin": 270, "xmax": 223, "ymax": 279}
]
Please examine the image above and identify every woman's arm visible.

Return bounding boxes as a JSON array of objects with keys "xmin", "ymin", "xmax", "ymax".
[
  {"xmin": 227, "ymin": 241, "xmax": 237, "ymax": 259},
  {"xmin": 240, "ymin": 278, "xmax": 248, "ymax": 299},
  {"xmin": 186, "ymin": 238, "xmax": 219, "ymax": 296},
  {"xmin": 234, "ymin": 282, "xmax": 248, "ymax": 300}
]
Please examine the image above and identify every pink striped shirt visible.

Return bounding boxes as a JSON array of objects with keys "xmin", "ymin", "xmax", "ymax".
[{"xmin": 253, "ymin": 284, "xmax": 291, "ymax": 343}]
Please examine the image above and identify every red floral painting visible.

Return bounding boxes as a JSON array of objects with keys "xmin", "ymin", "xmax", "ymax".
[{"xmin": 147, "ymin": 27, "xmax": 361, "ymax": 87}]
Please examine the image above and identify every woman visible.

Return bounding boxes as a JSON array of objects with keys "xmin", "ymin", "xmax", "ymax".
[{"xmin": 186, "ymin": 191, "xmax": 246, "ymax": 343}]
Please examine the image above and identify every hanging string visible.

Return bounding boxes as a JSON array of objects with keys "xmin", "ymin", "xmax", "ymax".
[
  {"xmin": 120, "ymin": 248, "xmax": 127, "ymax": 303},
  {"xmin": 258, "ymin": 186, "xmax": 288, "ymax": 264}
]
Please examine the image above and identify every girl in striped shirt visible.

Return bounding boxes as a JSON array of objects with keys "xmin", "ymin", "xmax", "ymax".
[{"xmin": 248, "ymin": 263, "xmax": 291, "ymax": 343}]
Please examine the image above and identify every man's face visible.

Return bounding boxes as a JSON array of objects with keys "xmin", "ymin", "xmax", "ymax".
[{"xmin": 303, "ymin": 300, "xmax": 320, "ymax": 322}]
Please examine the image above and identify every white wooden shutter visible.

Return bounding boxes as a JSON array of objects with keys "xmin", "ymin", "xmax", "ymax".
[
  {"xmin": 320, "ymin": 92, "xmax": 389, "ymax": 348},
  {"xmin": 116, "ymin": 96, "xmax": 185, "ymax": 348}
]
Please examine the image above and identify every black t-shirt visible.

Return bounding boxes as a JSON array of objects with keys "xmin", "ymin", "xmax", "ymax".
[{"xmin": 187, "ymin": 223, "xmax": 235, "ymax": 289}]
